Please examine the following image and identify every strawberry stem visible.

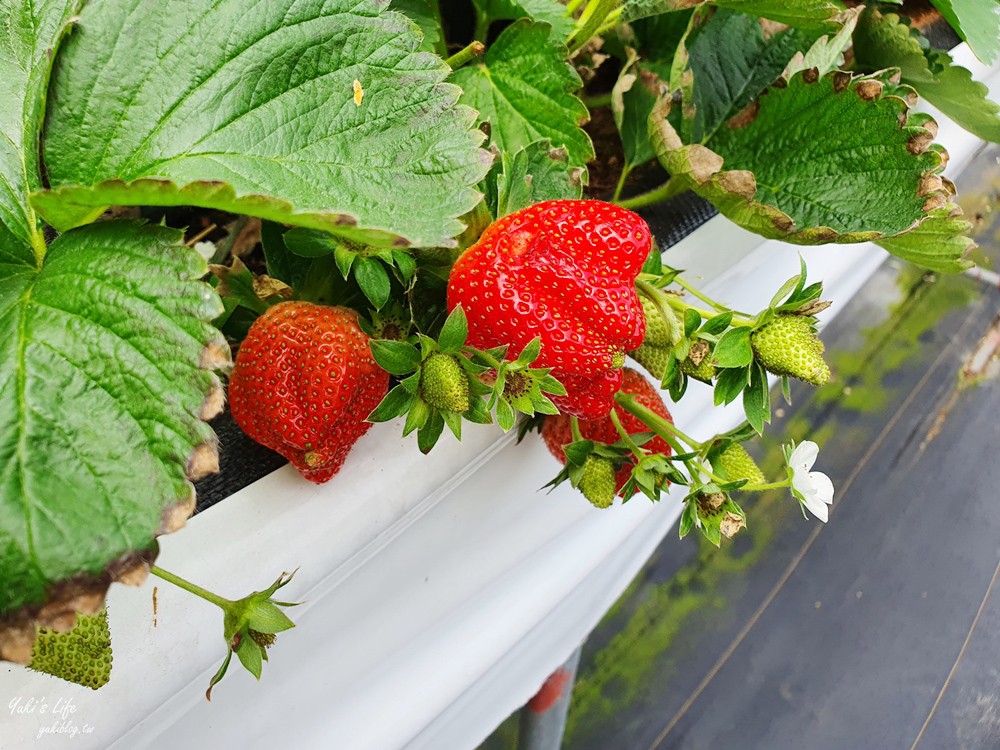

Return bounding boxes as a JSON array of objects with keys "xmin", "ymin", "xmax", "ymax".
[
  {"xmin": 570, "ymin": 415, "xmax": 585, "ymax": 443},
  {"xmin": 608, "ymin": 408, "xmax": 644, "ymax": 457},
  {"xmin": 445, "ymin": 41, "xmax": 485, "ymax": 70},
  {"xmin": 740, "ymin": 480, "xmax": 791, "ymax": 492},
  {"xmin": 150, "ymin": 565, "xmax": 233, "ymax": 609},
  {"xmin": 614, "ymin": 392, "xmax": 704, "ymax": 450},
  {"xmin": 615, "ymin": 178, "xmax": 683, "ymax": 211},
  {"xmin": 635, "ymin": 280, "xmax": 682, "ymax": 343}
]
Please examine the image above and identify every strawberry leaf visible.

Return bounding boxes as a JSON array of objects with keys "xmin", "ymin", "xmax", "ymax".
[
  {"xmin": 679, "ymin": 8, "xmax": 811, "ymax": 144},
  {"xmin": 929, "ymin": 0, "xmax": 999, "ymax": 66},
  {"xmin": 651, "ymin": 70, "xmax": 961, "ymax": 255},
  {"xmin": 622, "ymin": 0, "xmax": 848, "ymax": 31},
  {"xmin": 472, "ymin": 0, "xmax": 573, "ymax": 38},
  {"xmin": 390, "ymin": 0, "xmax": 446, "ymax": 55},
  {"xmin": 488, "ymin": 140, "xmax": 585, "ymax": 219},
  {"xmin": 853, "ymin": 8, "xmax": 1000, "ymax": 144},
  {"xmin": 612, "ymin": 51, "xmax": 662, "ymax": 173},
  {"xmin": 0, "ymin": 221, "xmax": 226, "ymax": 626},
  {"xmin": 0, "ymin": 0, "xmax": 83, "ymax": 252},
  {"xmin": 451, "ymin": 20, "xmax": 594, "ymax": 169},
  {"xmin": 34, "ymin": 0, "xmax": 490, "ymax": 248}
]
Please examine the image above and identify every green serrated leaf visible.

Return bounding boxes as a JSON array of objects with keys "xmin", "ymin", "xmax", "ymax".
[
  {"xmin": 682, "ymin": 8, "xmax": 811, "ymax": 144},
  {"xmin": 0, "ymin": 221, "xmax": 225, "ymax": 615},
  {"xmin": 451, "ymin": 20, "xmax": 594, "ymax": 169},
  {"xmin": 612, "ymin": 51, "xmax": 663, "ymax": 171},
  {"xmin": 438, "ymin": 305, "xmax": 469, "ymax": 353},
  {"xmin": 472, "ymin": 0, "xmax": 573, "ymax": 38},
  {"xmin": 929, "ymin": 0, "xmax": 999, "ymax": 66},
  {"xmin": 651, "ymin": 70, "xmax": 951, "ymax": 246},
  {"xmin": 853, "ymin": 8, "xmax": 1000, "ymax": 144},
  {"xmin": 623, "ymin": 0, "xmax": 847, "ymax": 31},
  {"xmin": 783, "ymin": 6, "xmax": 861, "ymax": 81},
  {"xmin": 713, "ymin": 327, "xmax": 753, "ymax": 368},
  {"xmin": 367, "ymin": 384, "xmax": 416, "ymax": 422},
  {"xmin": 35, "ymin": 0, "xmax": 490, "ymax": 248},
  {"xmin": 876, "ymin": 210, "xmax": 975, "ymax": 273},
  {"xmin": 370, "ymin": 339, "xmax": 422, "ymax": 376},
  {"xmin": 390, "ymin": 0, "xmax": 445, "ymax": 55},
  {"xmin": 0, "ymin": 0, "xmax": 84, "ymax": 251},
  {"xmin": 492, "ymin": 140, "xmax": 585, "ymax": 218}
]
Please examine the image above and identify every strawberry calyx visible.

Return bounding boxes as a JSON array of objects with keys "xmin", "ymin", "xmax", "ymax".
[{"xmin": 367, "ymin": 305, "xmax": 566, "ymax": 452}]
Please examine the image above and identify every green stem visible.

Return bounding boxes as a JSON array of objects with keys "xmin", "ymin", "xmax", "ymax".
[
  {"xmin": 611, "ymin": 163, "xmax": 632, "ymax": 203},
  {"xmin": 609, "ymin": 408, "xmax": 644, "ymax": 457},
  {"xmin": 583, "ymin": 91, "xmax": 613, "ymax": 109},
  {"xmin": 445, "ymin": 41, "xmax": 485, "ymax": 70},
  {"xmin": 615, "ymin": 178, "xmax": 683, "ymax": 211},
  {"xmin": 664, "ymin": 294, "xmax": 754, "ymax": 327},
  {"xmin": 565, "ymin": 0, "xmax": 587, "ymax": 15},
  {"xmin": 635, "ymin": 279, "xmax": 683, "ymax": 344},
  {"xmin": 593, "ymin": 8, "xmax": 623, "ymax": 37},
  {"xmin": 615, "ymin": 392, "xmax": 704, "ymax": 450},
  {"xmin": 741, "ymin": 480, "xmax": 791, "ymax": 493},
  {"xmin": 570, "ymin": 415, "xmax": 585, "ymax": 443},
  {"xmin": 567, "ymin": 0, "xmax": 620, "ymax": 53},
  {"xmin": 150, "ymin": 565, "xmax": 232, "ymax": 609},
  {"xmin": 673, "ymin": 276, "xmax": 729, "ymax": 313}
]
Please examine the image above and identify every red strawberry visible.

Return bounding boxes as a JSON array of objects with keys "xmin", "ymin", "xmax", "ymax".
[
  {"xmin": 228, "ymin": 302, "xmax": 389, "ymax": 483},
  {"xmin": 542, "ymin": 368, "xmax": 673, "ymax": 495},
  {"xmin": 447, "ymin": 200, "xmax": 649, "ymax": 419}
]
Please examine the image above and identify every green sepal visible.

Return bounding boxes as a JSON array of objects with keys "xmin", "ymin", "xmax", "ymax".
[
  {"xmin": 367, "ymin": 384, "xmax": 416, "ymax": 422},
  {"xmin": 370, "ymin": 339, "xmax": 422, "ymax": 376}
]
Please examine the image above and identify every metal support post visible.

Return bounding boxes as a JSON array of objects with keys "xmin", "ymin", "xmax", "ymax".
[{"xmin": 517, "ymin": 646, "xmax": 583, "ymax": 750}]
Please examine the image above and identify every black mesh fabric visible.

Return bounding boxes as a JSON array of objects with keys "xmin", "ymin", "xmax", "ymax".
[{"xmin": 193, "ymin": 410, "xmax": 286, "ymax": 512}]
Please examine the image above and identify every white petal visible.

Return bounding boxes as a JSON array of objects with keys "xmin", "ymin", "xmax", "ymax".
[
  {"xmin": 790, "ymin": 441, "xmax": 819, "ymax": 472},
  {"xmin": 809, "ymin": 471, "xmax": 835, "ymax": 504},
  {"xmin": 802, "ymin": 493, "xmax": 829, "ymax": 522},
  {"xmin": 791, "ymin": 469, "xmax": 817, "ymax": 499}
]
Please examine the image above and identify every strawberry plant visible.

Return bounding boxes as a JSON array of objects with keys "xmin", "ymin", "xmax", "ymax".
[{"xmin": 1, "ymin": 0, "xmax": 998, "ymax": 697}]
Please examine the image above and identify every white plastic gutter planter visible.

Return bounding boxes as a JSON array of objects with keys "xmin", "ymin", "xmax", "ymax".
[{"xmin": 3, "ymin": 46, "xmax": 998, "ymax": 750}]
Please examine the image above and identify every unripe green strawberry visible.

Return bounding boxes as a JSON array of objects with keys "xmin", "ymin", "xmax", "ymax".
[
  {"xmin": 679, "ymin": 354, "xmax": 716, "ymax": 383},
  {"xmin": 714, "ymin": 443, "xmax": 765, "ymax": 485},
  {"xmin": 578, "ymin": 455, "xmax": 616, "ymax": 509},
  {"xmin": 632, "ymin": 344, "xmax": 671, "ymax": 380},
  {"xmin": 30, "ymin": 609, "xmax": 112, "ymax": 689},
  {"xmin": 751, "ymin": 314, "xmax": 830, "ymax": 385},
  {"xmin": 640, "ymin": 296, "xmax": 676, "ymax": 347},
  {"xmin": 420, "ymin": 353, "xmax": 470, "ymax": 412},
  {"xmin": 632, "ymin": 297, "xmax": 678, "ymax": 380}
]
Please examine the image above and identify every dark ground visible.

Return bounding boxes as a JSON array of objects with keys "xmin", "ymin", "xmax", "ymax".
[{"xmin": 481, "ymin": 147, "xmax": 1000, "ymax": 750}]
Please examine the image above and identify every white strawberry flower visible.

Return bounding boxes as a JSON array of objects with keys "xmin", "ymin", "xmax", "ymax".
[{"xmin": 785, "ymin": 441, "xmax": 834, "ymax": 522}]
